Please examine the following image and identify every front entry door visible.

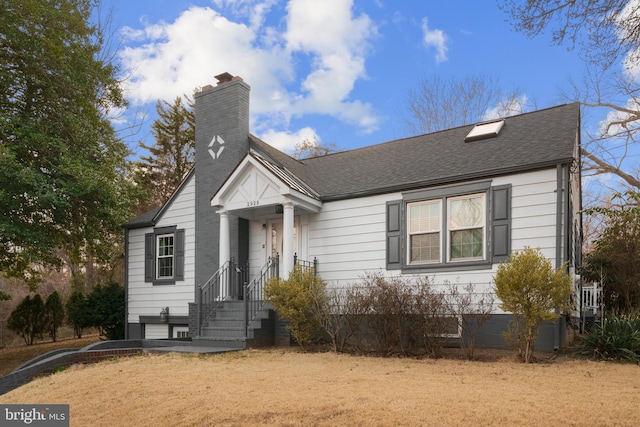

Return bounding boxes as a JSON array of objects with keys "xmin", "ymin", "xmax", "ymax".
[
  {"xmin": 267, "ymin": 218, "xmax": 299, "ymax": 265},
  {"xmin": 268, "ymin": 220, "xmax": 283, "ymax": 260}
]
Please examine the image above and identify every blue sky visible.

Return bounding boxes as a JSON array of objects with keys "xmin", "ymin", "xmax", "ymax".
[{"xmin": 106, "ymin": 0, "xmax": 585, "ymax": 157}]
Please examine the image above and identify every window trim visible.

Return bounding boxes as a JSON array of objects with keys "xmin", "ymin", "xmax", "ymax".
[
  {"xmin": 407, "ymin": 192, "xmax": 487, "ymax": 267},
  {"xmin": 398, "ymin": 181, "xmax": 494, "ymax": 273},
  {"xmin": 145, "ymin": 226, "xmax": 185, "ymax": 285},
  {"xmin": 407, "ymin": 199, "xmax": 442, "ymax": 265},
  {"xmin": 156, "ymin": 233, "xmax": 175, "ymax": 280},
  {"xmin": 446, "ymin": 193, "xmax": 486, "ymax": 262}
]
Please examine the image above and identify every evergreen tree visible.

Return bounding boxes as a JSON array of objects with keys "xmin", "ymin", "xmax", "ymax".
[
  {"xmin": 66, "ymin": 290, "xmax": 91, "ymax": 339},
  {"xmin": 45, "ymin": 291, "xmax": 65, "ymax": 342},
  {"xmin": 87, "ymin": 282, "xmax": 125, "ymax": 340},
  {"xmin": 136, "ymin": 95, "xmax": 195, "ymax": 210},
  {"xmin": 0, "ymin": 0, "xmax": 133, "ymax": 285},
  {"xmin": 7, "ymin": 294, "xmax": 46, "ymax": 345}
]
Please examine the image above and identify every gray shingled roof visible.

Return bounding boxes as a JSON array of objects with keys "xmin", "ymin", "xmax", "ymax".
[
  {"xmin": 125, "ymin": 103, "xmax": 579, "ymax": 228},
  {"xmin": 253, "ymin": 103, "xmax": 580, "ymax": 201}
]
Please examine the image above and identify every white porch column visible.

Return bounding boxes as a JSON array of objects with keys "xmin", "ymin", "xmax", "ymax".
[
  {"xmin": 218, "ymin": 209, "xmax": 230, "ymax": 267},
  {"xmin": 218, "ymin": 209, "xmax": 230, "ymax": 299},
  {"xmin": 282, "ymin": 200, "xmax": 295, "ymax": 279}
]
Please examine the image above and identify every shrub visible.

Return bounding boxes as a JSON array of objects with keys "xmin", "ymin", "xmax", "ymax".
[
  {"xmin": 448, "ymin": 282, "xmax": 494, "ymax": 359},
  {"xmin": 87, "ymin": 282, "xmax": 125, "ymax": 340},
  {"xmin": 366, "ymin": 273, "xmax": 412, "ymax": 356},
  {"xmin": 343, "ymin": 274, "xmax": 452, "ymax": 357},
  {"xmin": 413, "ymin": 276, "xmax": 452, "ymax": 358},
  {"xmin": 7, "ymin": 294, "xmax": 46, "ymax": 345},
  {"xmin": 308, "ymin": 285, "xmax": 352, "ymax": 353},
  {"xmin": 45, "ymin": 291, "xmax": 65, "ymax": 342},
  {"xmin": 265, "ymin": 264, "xmax": 323, "ymax": 351},
  {"xmin": 494, "ymin": 247, "xmax": 572, "ymax": 362},
  {"xmin": 66, "ymin": 290, "xmax": 91, "ymax": 339},
  {"xmin": 581, "ymin": 315, "xmax": 640, "ymax": 363}
]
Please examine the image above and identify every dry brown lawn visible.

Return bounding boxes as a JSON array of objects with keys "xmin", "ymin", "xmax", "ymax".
[{"xmin": 1, "ymin": 348, "xmax": 639, "ymax": 426}]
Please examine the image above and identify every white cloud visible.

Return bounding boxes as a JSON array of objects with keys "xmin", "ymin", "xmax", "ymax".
[
  {"xmin": 258, "ymin": 127, "xmax": 320, "ymax": 152},
  {"xmin": 421, "ymin": 17, "xmax": 448, "ymax": 64},
  {"xmin": 284, "ymin": 0, "xmax": 380, "ymax": 131},
  {"xmin": 117, "ymin": 1, "xmax": 381, "ymax": 145},
  {"xmin": 482, "ymin": 95, "xmax": 529, "ymax": 121}
]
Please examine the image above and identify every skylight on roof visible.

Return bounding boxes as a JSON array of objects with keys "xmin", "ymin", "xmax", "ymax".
[{"xmin": 464, "ymin": 120, "xmax": 504, "ymax": 142}]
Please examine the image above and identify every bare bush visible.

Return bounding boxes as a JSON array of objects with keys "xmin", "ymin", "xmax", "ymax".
[
  {"xmin": 448, "ymin": 282, "xmax": 495, "ymax": 359},
  {"xmin": 342, "ymin": 273, "xmax": 454, "ymax": 357},
  {"xmin": 308, "ymin": 285, "xmax": 352, "ymax": 353}
]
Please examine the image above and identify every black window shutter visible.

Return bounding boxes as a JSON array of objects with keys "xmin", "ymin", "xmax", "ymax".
[
  {"xmin": 386, "ymin": 200, "xmax": 403, "ymax": 270},
  {"xmin": 144, "ymin": 233, "xmax": 155, "ymax": 282},
  {"xmin": 491, "ymin": 185, "xmax": 511, "ymax": 263},
  {"xmin": 175, "ymin": 229, "xmax": 185, "ymax": 281}
]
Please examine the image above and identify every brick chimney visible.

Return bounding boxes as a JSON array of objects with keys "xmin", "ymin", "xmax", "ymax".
[{"xmin": 194, "ymin": 72, "xmax": 251, "ymax": 286}]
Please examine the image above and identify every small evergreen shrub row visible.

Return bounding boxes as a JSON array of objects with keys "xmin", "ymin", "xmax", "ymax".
[{"xmin": 7, "ymin": 282, "xmax": 125, "ymax": 344}]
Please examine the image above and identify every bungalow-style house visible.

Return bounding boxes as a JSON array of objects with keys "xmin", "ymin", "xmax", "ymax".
[{"xmin": 123, "ymin": 72, "xmax": 582, "ymax": 351}]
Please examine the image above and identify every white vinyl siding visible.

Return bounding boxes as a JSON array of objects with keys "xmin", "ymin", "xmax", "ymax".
[
  {"xmin": 307, "ymin": 169, "xmax": 560, "ymax": 316},
  {"xmin": 127, "ymin": 175, "xmax": 196, "ymax": 323}
]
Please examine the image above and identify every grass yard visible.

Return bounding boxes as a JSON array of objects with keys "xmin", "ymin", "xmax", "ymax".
[{"xmin": 1, "ymin": 348, "xmax": 639, "ymax": 426}]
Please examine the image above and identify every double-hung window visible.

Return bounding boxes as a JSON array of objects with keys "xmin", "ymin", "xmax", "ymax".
[
  {"xmin": 408, "ymin": 194, "xmax": 485, "ymax": 265},
  {"xmin": 408, "ymin": 200, "xmax": 442, "ymax": 263},
  {"xmin": 448, "ymin": 194, "xmax": 485, "ymax": 261},
  {"xmin": 145, "ymin": 226, "xmax": 185, "ymax": 284},
  {"xmin": 156, "ymin": 234, "xmax": 174, "ymax": 279},
  {"xmin": 387, "ymin": 181, "xmax": 510, "ymax": 271}
]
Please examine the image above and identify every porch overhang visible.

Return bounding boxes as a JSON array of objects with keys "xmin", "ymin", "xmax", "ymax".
[{"xmin": 210, "ymin": 153, "xmax": 323, "ymax": 215}]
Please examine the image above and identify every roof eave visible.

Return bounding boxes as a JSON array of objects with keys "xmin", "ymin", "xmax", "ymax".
[{"xmin": 319, "ymin": 158, "xmax": 577, "ymax": 202}]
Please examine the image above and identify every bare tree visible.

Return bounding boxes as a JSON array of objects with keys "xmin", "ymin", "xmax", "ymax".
[
  {"xmin": 402, "ymin": 74, "xmax": 527, "ymax": 135},
  {"xmin": 292, "ymin": 138, "xmax": 339, "ymax": 160},
  {"xmin": 500, "ymin": 0, "xmax": 640, "ymax": 190}
]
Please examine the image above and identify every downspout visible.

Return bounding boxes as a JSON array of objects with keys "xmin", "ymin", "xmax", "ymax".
[{"xmin": 554, "ymin": 164, "xmax": 565, "ymax": 351}]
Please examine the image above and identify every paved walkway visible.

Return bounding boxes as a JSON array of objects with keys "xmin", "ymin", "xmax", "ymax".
[{"xmin": 147, "ymin": 345, "xmax": 239, "ymax": 354}]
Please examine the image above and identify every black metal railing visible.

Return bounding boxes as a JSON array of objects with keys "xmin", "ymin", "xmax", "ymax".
[
  {"xmin": 243, "ymin": 254, "xmax": 279, "ymax": 337},
  {"xmin": 199, "ymin": 254, "xmax": 318, "ymax": 338},
  {"xmin": 293, "ymin": 253, "xmax": 318, "ymax": 275},
  {"xmin": 198, "ymin": 258, "xmax": 248, "ymax": 335}
]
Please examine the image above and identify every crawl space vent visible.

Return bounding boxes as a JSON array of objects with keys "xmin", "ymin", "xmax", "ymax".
[{"xmin": 465, "ymin": 120, "xmax": 505, "ymax": 142}]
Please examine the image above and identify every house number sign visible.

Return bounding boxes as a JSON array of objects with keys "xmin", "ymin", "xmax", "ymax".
[{"xmin": 247, "ymin": 201, "xmax": 259, "ymax": 207}]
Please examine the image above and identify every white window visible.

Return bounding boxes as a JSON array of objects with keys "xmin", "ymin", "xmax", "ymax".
[
  {"xmin": 156, "ymin": 234, "xmax": 174, "ymax": 279},
  {"xmin": 408, "ymin": 200, "xmax": 442, "ymax": 263},
  {"xmin": 448, "ymin": 194, "xmax": 485, "ymax": 261},
  {"xmin": 173, "ymin": 327, "xmax": 189, "ymax": 339},
  {"xmin": 407, "ymin": 193, "xmax": 486, "ymax": 264}
]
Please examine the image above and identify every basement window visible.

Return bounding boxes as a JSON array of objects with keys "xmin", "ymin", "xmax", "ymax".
[{"xmin": 465, "ymin": 120, "xmax": 504, "ymax": 142}]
